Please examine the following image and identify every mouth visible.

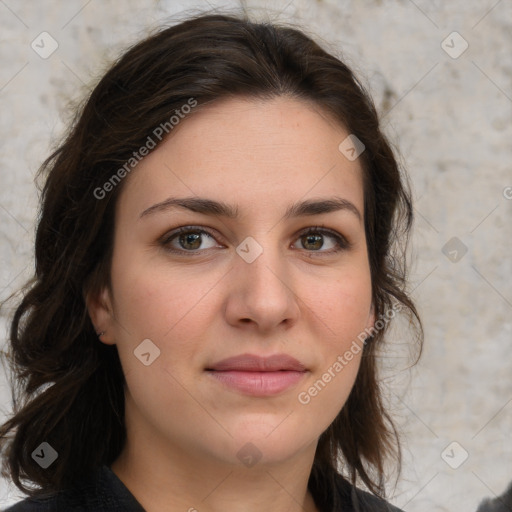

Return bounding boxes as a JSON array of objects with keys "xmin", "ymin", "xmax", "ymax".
[{"xmin": 205, "ymin": 353, "xmax": 309, "ymax": 397}]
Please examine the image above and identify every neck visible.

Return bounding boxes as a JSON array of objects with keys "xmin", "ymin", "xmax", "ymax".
[{"xmin": 111, "ymin": 430, "xmax": 320, "ymax": 512}]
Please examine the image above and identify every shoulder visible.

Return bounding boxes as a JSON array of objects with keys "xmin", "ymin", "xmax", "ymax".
[
  {"xmin": 476, "ymin": 481, "xmax": 512, "ymax": 512},
  {"xmin": 4, "ymin": 498, "xmax": 49, "ymax": 511},
  {"xmin": 350, "ymin": 488, "xmax": 403, "ymax": 512},
  {"xmin": 3, "ymin": 466, "xmax": 145, "ymax": 512},
  {"xmin": 331, "ymin": 471, "xmax": 404, "ymax": 512},
  {"xmin": 3, "ymin": 489, "xmax": 84, "ymax": 512}
]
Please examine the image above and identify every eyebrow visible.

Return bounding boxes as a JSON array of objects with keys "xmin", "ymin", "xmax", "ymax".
[{"xmin": 139, "ymin": 196, "xmax": 362, "ymax": 221}]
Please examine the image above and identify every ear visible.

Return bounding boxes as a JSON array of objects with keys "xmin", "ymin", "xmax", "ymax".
[{"xmin": 85, "ymin": 286, "xmax": 116, "ymax": 346}]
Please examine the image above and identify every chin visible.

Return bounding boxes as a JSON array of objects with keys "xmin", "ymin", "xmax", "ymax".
[{"xmin": 227, "ymin": 425, "xmax": 312, "ymax": 465}]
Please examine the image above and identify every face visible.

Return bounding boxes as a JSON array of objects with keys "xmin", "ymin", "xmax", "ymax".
[{"xmin": 89, "ymin": 96, "xmax": 375, "ymax": 467}]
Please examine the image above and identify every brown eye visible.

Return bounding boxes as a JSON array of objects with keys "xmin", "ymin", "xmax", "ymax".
[
  {"xmin": 293, "ymin": 227, "xmax": 350, "ymax": 254},
  {"xmin": 178, "ymin": 231, "xmax": 202, "ymax": 250},
  {"xmin": 161, "ymin": 227, "xmax": 220, "ymax": 253},
  {"xmin": 301, "ymin": 233, "xmax": 324, "ymax": 250}
]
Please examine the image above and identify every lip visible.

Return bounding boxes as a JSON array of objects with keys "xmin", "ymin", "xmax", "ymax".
[
  {"xmin": 208, "ymin": 353, "xmax": 307, "ymax": 372},
  {"xmin": 206, "ymin": 353, "xmax": 308, "ymax": 397}
]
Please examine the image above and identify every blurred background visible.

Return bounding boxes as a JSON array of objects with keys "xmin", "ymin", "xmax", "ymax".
[{"xmin": 0, "ymin": 0, "xmax": 511, "ymax": 510}]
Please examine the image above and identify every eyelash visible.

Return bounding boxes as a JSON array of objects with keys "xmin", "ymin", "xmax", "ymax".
[{"xmin": 159, "ymin": 225, "xmax": 351, "ymax": 256}]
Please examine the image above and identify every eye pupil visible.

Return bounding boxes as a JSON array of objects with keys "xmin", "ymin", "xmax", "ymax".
[
  {"xmin": 180, "ymin": 232, "xmax": 202, "ymax": 250},
  {"xmin": 303, "ymin": 234, "xmax": 323, "ymax": 250}
]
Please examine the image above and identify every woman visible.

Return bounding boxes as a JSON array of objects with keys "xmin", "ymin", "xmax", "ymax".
[{"xmin": 0, "ymin": 12, "xmax": 422, "ymax": 512}]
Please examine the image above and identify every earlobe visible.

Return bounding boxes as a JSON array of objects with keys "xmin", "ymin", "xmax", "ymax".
[{"xmin": 85, "ymin": 287, "xmax": 116, "ymax": 345}]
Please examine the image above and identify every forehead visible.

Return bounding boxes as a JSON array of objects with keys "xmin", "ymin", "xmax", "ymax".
[{"xmin": 116, "ymin": 96, "xmax": 365, "ymax": 223}]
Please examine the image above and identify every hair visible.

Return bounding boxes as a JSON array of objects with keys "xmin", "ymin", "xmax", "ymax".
[
  {"xmin": 476, "ymin": 482, "xmax": 512, "ymax": 512},
  {"xmin": 0, "ymin": 11, "xmax": 422, "ymax": 510}
]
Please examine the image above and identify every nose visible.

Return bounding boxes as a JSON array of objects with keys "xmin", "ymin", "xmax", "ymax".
[{"xmin": 224, "ymin": 238, "xmax": 300, "ymax": 334}]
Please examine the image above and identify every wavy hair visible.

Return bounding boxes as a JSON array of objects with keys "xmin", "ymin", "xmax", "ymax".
[{"xmin": 0, "ymin": 12, "xmax": 422, "ymax": 510}]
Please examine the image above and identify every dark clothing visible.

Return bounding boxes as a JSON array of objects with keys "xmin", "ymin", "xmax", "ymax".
[
  {"xmin": 476, "ymin": 481, "xmax": 512, "ymax": 512},
  {"xmin": 4, "ymin": 465, "xmax": 403, "ymax": 511},
  {"xmin": 4, "ymin": 466, "xmax": 144, "ymax": 512}
]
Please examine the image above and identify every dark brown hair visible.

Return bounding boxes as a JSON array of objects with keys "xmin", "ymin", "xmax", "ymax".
[{"xmin": 0, "ymin": 11, "xmax": 422, "ymax": 510}]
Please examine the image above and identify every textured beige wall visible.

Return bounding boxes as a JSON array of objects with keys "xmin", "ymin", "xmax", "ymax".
[{"xmin": 1, "ymin": 0, "xmax": 511, "ymax": 510}]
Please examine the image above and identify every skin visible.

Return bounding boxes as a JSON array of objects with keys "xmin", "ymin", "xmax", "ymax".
[{"xmin": 88, "ymin": 96, "xmax": 375, "ymax": 512}]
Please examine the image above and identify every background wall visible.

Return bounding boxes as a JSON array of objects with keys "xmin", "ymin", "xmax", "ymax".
[{"xmin": 1, "ymin": 0, "xmax": 511, "ymax": 510}]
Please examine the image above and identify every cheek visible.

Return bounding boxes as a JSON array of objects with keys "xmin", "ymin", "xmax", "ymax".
[
  {"xmin": 111, "ymin": 248, "xmax": 198, "ymax": 330},
  {"xmin": 108, "ymin": 264, "xmax": 220, "ymax": 426},
  {"xmin": 291, "ymin": 268, "xmax": 371, "ymax": 426},
  {"xmin": 302, "ymin": 267, "xmax": 372, "ymax": 343},
  {"xmin": 109, "ymin": 256, "xmax": 224, "ymax": 370}
]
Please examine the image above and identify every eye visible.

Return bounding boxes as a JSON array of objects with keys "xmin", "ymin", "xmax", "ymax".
[
  {"xmin": 159, "ymin": 225, "xmax": 350, "ymax": 256},
  {"xmin": 160, "ymin": 226, "xmax": 221, "ymax": 254},
  {"xmin": 292, "ymin": 226, "xmax": 350, "ymax": 255}
]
